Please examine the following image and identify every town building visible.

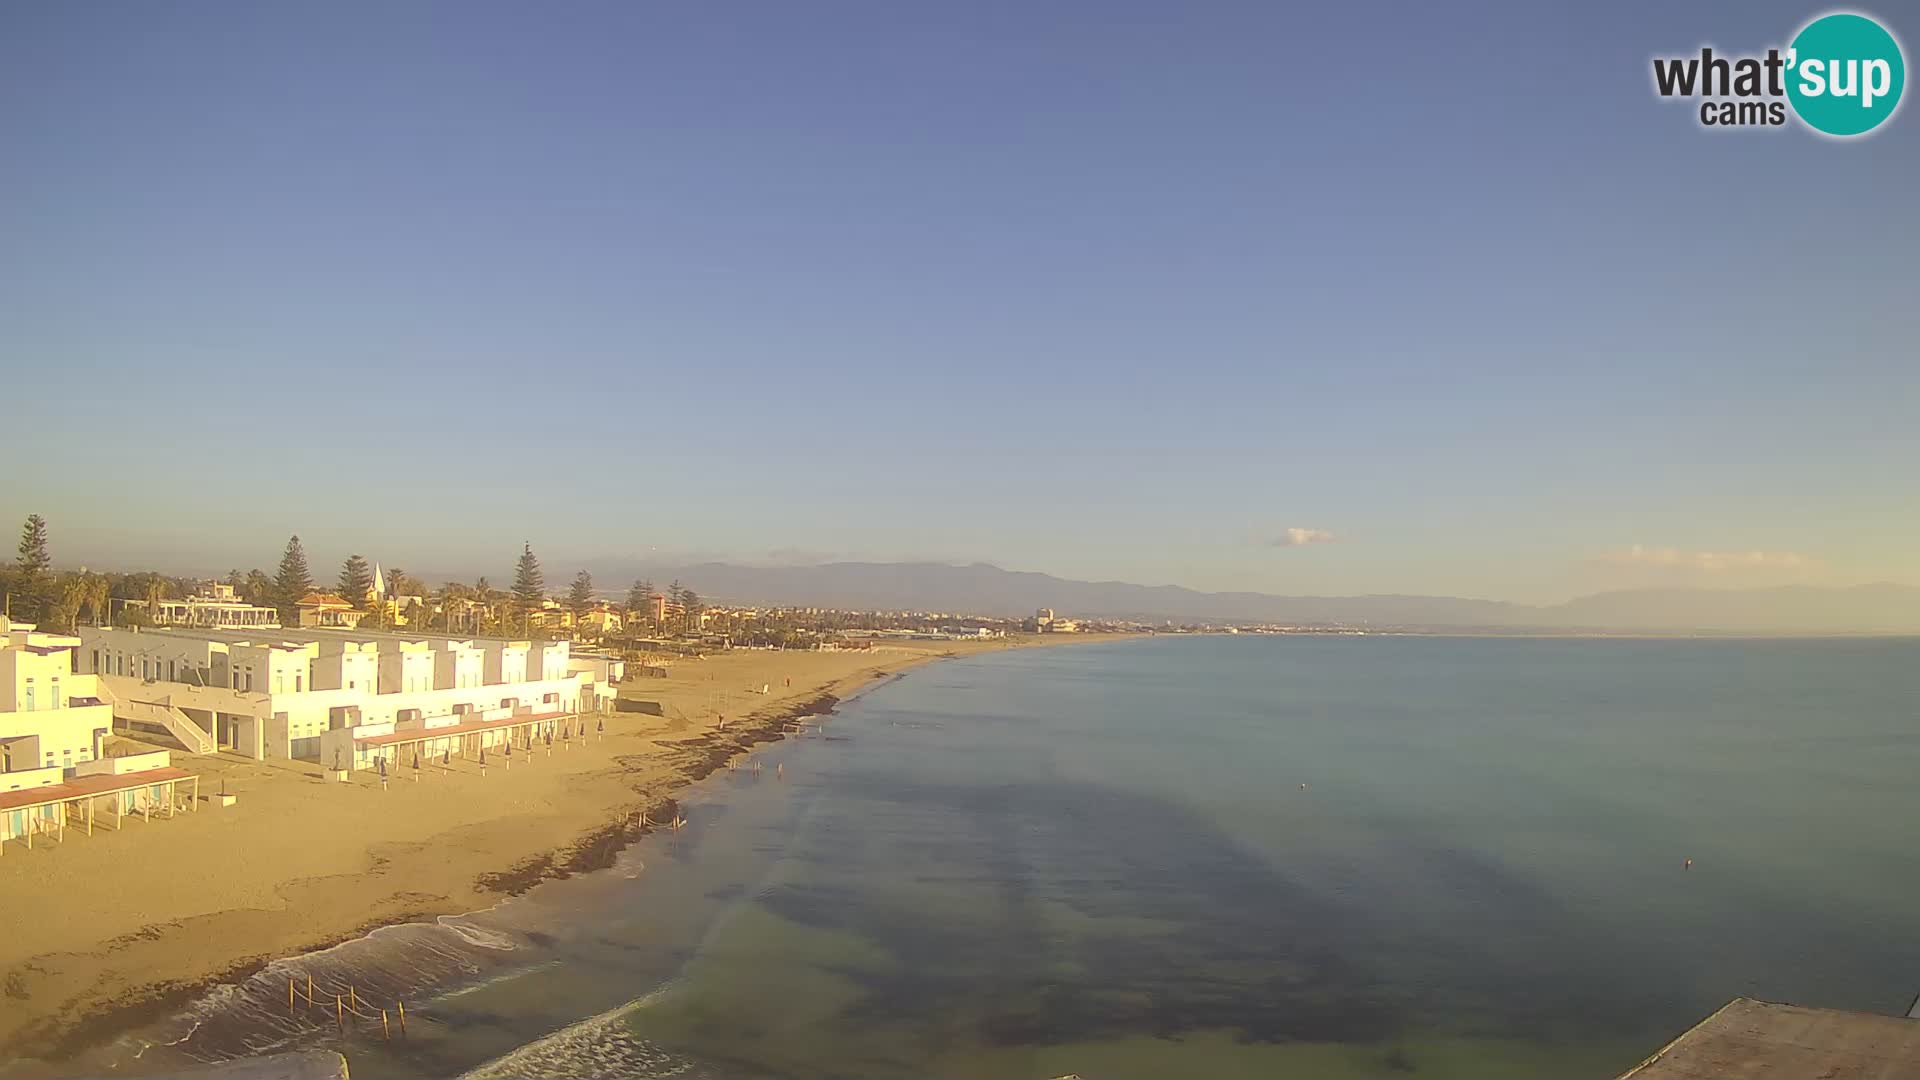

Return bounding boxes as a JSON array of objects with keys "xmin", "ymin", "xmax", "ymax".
[
  {"xmin": 295, "ymin": 592, "xmax": 366, "ymax": 629},
  {"xmin": 123, "ymin": 582, "xmax": 280, "ymax": 630},
  {"xmin": 642, "ymin": 594, "xmax": 687, "ymax": 624},
  {"xmin": 0, "ymin": 617, "xmax": 114, "ymax": 775},
  {"xmin": 580, "ymin": 604, "xmax": 623, "ymax": 636}
]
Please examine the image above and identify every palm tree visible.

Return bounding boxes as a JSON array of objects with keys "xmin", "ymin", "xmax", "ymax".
[
  {"xmin": 51, "ymin": 574, "xmax": 88, "ymax": 633},
  {"xmin": 435, "ymin": 582, "xmax": 472, "ymax": 635},
  {"xmin": 474, "ymin": 578, "xmax": 504, "ymax": 636},
  {"xmin": 87, "ymin": 574, "xmax": 112, "ymax": 627},
  {"xmin": 143, "ymin": 577, "xmax": 165, "ymax": 624}
]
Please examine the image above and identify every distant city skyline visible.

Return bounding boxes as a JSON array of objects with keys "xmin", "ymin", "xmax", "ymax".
[{"xmin": 4, "ymin": 2, "xmax": 1914, "ymax": 605}]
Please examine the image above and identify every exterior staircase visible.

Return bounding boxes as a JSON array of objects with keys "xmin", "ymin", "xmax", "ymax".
[{"xmin": 96, "ymin": 679, "xmax": 217, "ymax": 755}]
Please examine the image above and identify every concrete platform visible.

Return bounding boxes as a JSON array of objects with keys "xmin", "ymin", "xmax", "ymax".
[{"xmin": 1621, "ymin": 997, "xmax": 1920, "ymax": 1079}]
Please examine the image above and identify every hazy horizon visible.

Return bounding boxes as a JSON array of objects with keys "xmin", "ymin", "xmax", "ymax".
[{"xmin": 4, "ymin": 2, "xmax": 1915, "ymax": 605}]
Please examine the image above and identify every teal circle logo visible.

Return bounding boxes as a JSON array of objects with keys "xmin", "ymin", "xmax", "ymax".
[{"xmin": 1786, "ymin": 13, "xmax": 1905, "ymax": 136}]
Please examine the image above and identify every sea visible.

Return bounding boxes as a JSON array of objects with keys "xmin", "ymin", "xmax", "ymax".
[{"xmin": 93, "ymin": 635, "xmax": 1920, "ymax": 1080}]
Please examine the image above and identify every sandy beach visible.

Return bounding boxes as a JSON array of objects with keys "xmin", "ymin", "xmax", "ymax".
[{"xmin": 0, "ymin": 635, "xmax": 1131, "ymax": 1068}]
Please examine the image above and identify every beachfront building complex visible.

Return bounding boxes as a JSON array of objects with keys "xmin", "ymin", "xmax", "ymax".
[
  {"xmin": 0, "ymin": 617, "xmax": 114, "ymax": 776},
  {"xmin": 78, "ymin": 626, "xmax": 616, "ymax": 763}
]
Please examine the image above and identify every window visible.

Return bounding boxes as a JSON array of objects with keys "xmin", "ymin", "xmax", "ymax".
[
  {"xmin": 24, "ymin": 679, "xmax": 35, "ymax": 712},
  {"xmin": 50, "ymin": 677, "xmax": 61, "ymax": 709}
]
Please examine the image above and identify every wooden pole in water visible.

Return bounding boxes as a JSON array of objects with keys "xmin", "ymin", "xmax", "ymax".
[
  {"xmin": 289, "ymin": 976, "xmax": 296, "ymax": 1014},
  {"xmin": 348, "ymin": 985, "xmax": 357, "ymax": 1012},
  {"xmin": 381, "ymin": 1009, "xmax": 391, "ymax": 1041},
  {"xmin": 335, "ymin": 994, "xmax": 343, "ymax": 1030},
  {"xmin": 397, "ymin": 1000, "xmax": 407, "ymax": 1035},
  {"xmin": 307, "ymin": 972, "xmax": 315, "ymax": 1005}
]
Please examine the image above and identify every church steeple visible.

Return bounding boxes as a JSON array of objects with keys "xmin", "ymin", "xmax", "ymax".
[{"xmin": 372, "ymin": 562, "xmax": 386, "ymax": 600}]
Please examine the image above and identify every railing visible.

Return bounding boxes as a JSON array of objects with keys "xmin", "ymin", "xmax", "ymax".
[{"xmin": 110, "ymin": 695, "xmax": 216, "ymax": 755}]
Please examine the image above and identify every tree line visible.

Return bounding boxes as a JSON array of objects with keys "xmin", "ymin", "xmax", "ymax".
[{"xmin": 2, "ymin": 515, "xmax": 714, "ymax": 642}]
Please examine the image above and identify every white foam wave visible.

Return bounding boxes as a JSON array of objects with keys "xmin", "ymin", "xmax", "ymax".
[
  {"xmin": 457, "ymin": 985, "xmax": 718, "ymax": 1080},
  {"xmin": 437, "ymin": 917, "xmax": 520, "ymax": 951}
]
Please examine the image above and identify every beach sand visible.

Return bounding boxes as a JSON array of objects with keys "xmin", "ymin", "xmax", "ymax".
[{"xmin": 0, "ymin": 636, "xmax": 1130, "ymax": 1065}]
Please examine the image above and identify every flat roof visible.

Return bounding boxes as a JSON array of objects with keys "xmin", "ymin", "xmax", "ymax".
[
  {"xmin": 0, "ymin": 767, "xmax": 195, "ymax": 812},
  {"xmin": 88, "ymin": 626, "xmax": 304, "ymax": 646},
  {"xmin": 354, "ymin": 709, "xmax": 573, "ymax": 749},
  {"xmin": 298, "ymin": 627, "xmax": 542, "ymax": 648},
  {"xmin": 1622, "ymin": 997, "xmax": 1920, "ymax": 1079}
]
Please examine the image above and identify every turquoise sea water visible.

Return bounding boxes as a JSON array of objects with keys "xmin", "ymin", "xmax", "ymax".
[{"xmin": 108, "ymin": 636, "xmax": 1920, "ymax": 1079}]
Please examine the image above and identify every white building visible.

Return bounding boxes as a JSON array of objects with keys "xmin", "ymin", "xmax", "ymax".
[
  {"xmin": 1, "ymin": 618, "xmax": 114, "ymax": 775},
  {"xmin": 123, "ymin": 582, "xmax": 280, "ymax": 630},
  {"xmin": 78, "ymin": 626, "xmax": 613, "ymax": 764}
]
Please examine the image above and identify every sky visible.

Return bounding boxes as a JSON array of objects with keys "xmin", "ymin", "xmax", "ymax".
[{"xmin": 2, "ymin": 2, "xmax": 1915, "ymax": 604}]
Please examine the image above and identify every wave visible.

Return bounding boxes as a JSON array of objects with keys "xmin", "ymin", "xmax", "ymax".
[{"xmin": 457, "ymin": 987, "xmax": 736, "ymax": 1080}]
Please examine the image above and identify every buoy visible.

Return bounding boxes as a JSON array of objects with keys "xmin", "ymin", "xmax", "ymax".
[
  {"xmin": 1300, "ymin": 782, "xmax": 1308, "ymax": 790},
  {"xmin": 1685, "ymin": 858, "xmax": 1693, "ymax": 869}
]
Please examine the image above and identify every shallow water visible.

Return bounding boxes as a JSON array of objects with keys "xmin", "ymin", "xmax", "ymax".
[{"xmin": 103, "ymin": 636, "xmax": 1920, "ymax": 1079}]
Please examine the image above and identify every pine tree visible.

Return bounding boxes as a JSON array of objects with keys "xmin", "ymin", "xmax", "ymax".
[
  {"xmin": 666, "ymin": 580, "xmax": 687, "ymax": 633},
  {"xmin": 626, "ymin": 579, "xmax": 655, "ymax": 617},
  {"xmin": 12, "ymin": 514, "xmax": 51, "ymax": 621},
  {"xmin": 567, "ymin": 570, "xmax": 594, "ymax": 615},
  {"xmin": 16, "ymin": 514, "xmax": 50, "ymax": 580},
  {"xmin": 273, "ymin": 535, "xmax": 315, "ymax": 622},
  {"xmin": 512, "ymin": 542, "xmax": 545, "ymax": 606},
  {"xmin": 339, "ymin": 554, "xmax": 374, "ymax": 607}
]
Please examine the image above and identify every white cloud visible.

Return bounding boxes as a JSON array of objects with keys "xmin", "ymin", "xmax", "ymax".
[
  {"xmin": 1267, "ymin": 527, "xmax": 1337, "ymax": 548},
  {"xmin": 1595, "ymin": 544, "xmax": 1813, "ymax": 573}
]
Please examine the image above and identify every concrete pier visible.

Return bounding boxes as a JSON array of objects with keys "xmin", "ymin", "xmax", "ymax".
[{"xmin": 1620, "ymin": 996, "xmax": 1920, "ymax": 1079}]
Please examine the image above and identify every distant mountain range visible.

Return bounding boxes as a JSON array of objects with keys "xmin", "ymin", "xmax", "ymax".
[{"xmin": 571, "ymin": 560, "xmax": 1920, "ymax": 636}]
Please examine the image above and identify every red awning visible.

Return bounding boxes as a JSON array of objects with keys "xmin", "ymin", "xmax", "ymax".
[
  {"xmin": 0, "ymin": 767, "xmax": 195, "ymax": 812},
  {"xmin": 354, "ymin": 710, "xmax": 569, "ymax": 749}
]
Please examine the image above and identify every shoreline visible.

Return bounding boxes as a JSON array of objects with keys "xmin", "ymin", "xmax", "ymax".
[{"xmin": 0, "ymin": 635, "xmax": 1136, "ymax": 1072}]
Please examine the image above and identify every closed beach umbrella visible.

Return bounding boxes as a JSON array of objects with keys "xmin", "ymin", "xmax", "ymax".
[
  {"xmin": 378, "ymin": 756, "xmax": 388, "ymax": 779},
  {"xmin": 411, "ymin": 751, "xmax": 420, "ymax": 772}
]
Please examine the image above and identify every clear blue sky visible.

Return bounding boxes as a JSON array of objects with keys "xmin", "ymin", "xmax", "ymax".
[{"xmin": 3, "ymin": 2, "xmax": 1914, "ymax": 603}]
